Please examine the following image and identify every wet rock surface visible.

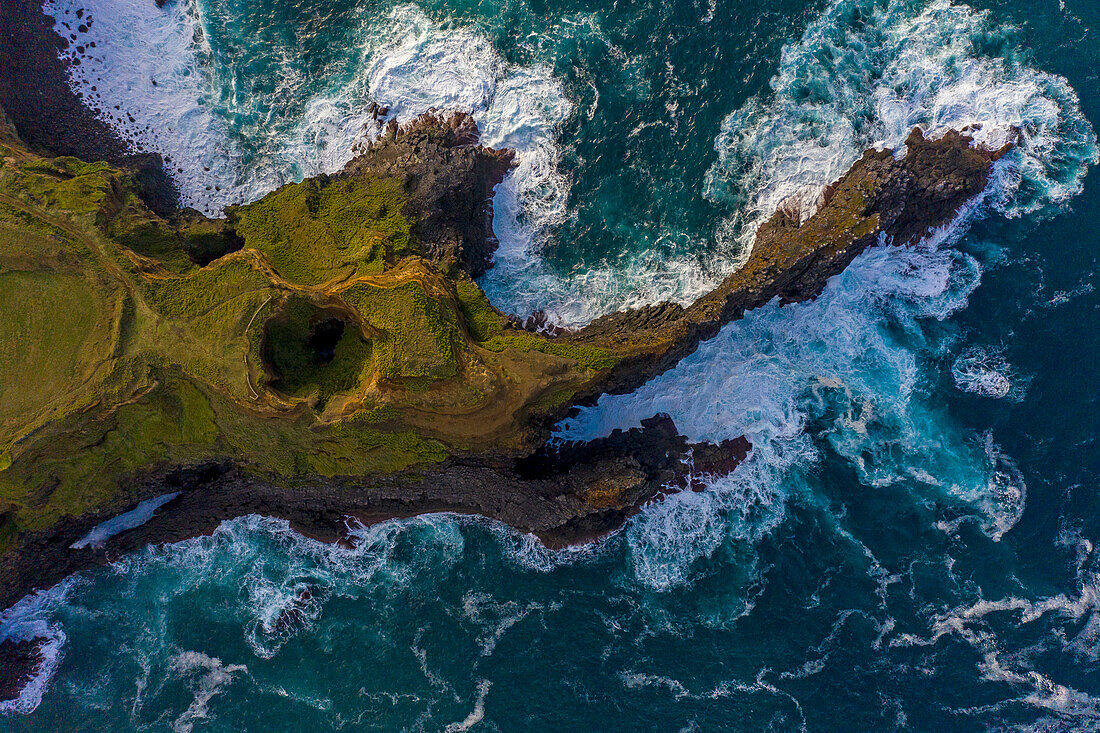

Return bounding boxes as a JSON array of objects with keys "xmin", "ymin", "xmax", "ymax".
[
  {"xmin": 0, "ymin": 125, "xmax": 1006, "ymax": 616},
  {"xmin": 342, "ymin": 111, "xmax": 516, "ymax": 278},
  {"xmin": 0, "ymin": 637, "xmax": 42, "ymax": 703}
]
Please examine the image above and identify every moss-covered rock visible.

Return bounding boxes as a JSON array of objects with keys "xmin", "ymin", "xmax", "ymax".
[{"xmin": 230, "ymin": 175, "xmax": 412, "ymax": 286}]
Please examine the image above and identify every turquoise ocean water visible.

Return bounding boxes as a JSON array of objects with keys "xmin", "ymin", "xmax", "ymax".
[{"xmin": 3, "ymin": 0, "xmax": 1100, "ymax": 729}]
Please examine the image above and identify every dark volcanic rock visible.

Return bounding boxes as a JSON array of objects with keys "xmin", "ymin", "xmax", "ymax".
[
  {"xmin": 0, "ymin": 127, "xmax": 1004, "ymax": 610},
  {"xmin": 0, "ymin": 0, "xmax": 178, "ymax": 212},
  {"xmin": 0, "ymin": 637, "xmax": 42, "ymax": 704},
  {"xmin": 0, "ymin": 419, "xmax": 749, "ymax": 608},
  {"xmin": 342, "ymin": 112, "xmax": 516, "ymax": 278},
  {"xmin": 565, "ymin": 127, "xmax": 1012, "ymax": 401}
]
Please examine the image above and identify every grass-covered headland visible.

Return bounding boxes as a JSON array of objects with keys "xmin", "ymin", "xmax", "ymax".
[
  {"xmin": 0, "ymin": 103, "xmax": 1005, "ymax": 610},
  {"xmin": 0, "ymin": 111, "xmax": 619, "ymax": 555}
]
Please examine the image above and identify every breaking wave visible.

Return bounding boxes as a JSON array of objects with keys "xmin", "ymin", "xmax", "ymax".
[
  {"xmin": 0, "ymin": 584, "xmax": 72, "ymax": 716},
  {"xmin": 557, "ymin": 0, "xmax": 1094, "ymax": 587},
  {"xmin": 706, "ymin": 0, "xmax": 1097, "ymax": 243},
  {"xmin": 41, "ymin": 0, "xmax": 572, "ymax": 232}
]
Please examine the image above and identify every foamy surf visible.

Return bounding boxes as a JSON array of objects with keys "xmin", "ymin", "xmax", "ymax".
[
  {"xmin": 41, "ymin": 0, "xmax": 573, "ymax": 227},
  {"xmin": 952, "ymin": 346, "xmax": 1022, "ymax": 399},
  {"xmin": 41, "ymin": 0, "xmax": 1098, "ymax": 331},
  {"xmin": 551, "ymin": 0, "xmax": 1094, "ymax": 586},
  {"xmin": 42, "ymin": 0, "xmax": 248, "ymax": 212},
  {"xmin": 481, "ymin": 0, "xmax": 1095, "ymax": 325},
  {"xmin": 5, "ymin": 0, "xmax": 1100, "ymax": 727},
  {"xmin": 891, "ymin": 529, "xmax": 1100, "ymax": 722},
  {"xmin": 0, "ymin": 584, "xmax": 71, "ymax": 716},
  {"xmin": 706, "ymin": 0, "xmax": 1097, "ymax": 243}
]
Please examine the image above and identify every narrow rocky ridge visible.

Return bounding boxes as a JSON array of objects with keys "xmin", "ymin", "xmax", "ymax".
[
  {"xmin": 0, "ymin": 124, "xmax": 1008, "ymax": 616},
  {"xmin": 561, "ymin": 127, "xmax": 1014, "ymax": 402},
  {"xmin": 0, "ymin": 0, "xmax": 1010, "ymax": 629}
]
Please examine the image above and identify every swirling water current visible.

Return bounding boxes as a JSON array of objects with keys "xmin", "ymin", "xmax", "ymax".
[{"xmin": 4, "ymin": 0, "xmax": 1100, "ymax": 729}]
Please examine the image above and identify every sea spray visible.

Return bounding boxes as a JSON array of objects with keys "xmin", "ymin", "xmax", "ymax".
[
  {"xmin": 706, "ymin": 0, "xmax": 1098, "ymax": 243},
  {"xmin": 554, "ymin": 0, "xmax": 1095, "ymax": 586}
]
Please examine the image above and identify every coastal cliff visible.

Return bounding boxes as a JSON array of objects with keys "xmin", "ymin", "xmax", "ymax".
[
  {"xmin": 0, "ymin": 106, "xmax": 1007, "ymax": 614},
  {"xmin": 0, "ymin": 88, "xmax": 1012, "ymax": 698}
]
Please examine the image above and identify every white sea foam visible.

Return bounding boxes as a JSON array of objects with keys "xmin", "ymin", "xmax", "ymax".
[
  {"xmin": 0, "ymin": 583, "xmax": 72, "ymax": 716},
  {"xmin": 70, "ymin": 492, "xmax": 180, "ymax": 549},
  {"xmin": 443, "ymin": 678, "xmax": 491, "ymax": 732},
  {"xmin": 242, "ymin": 572, "xmax": 326, "ymax": 660},
  {"xmin": 553, "ymin": 0, "xmax": 1094, "ymax": 588},
  {"xmin": 894, "ymin": 534, "xmax": 1100, "ymax": 720},
  {"xmin": 952, "ymin": 347, "xmax": 1015, "ymax": 398},
  {"xmin": 42, "ymin": 0, "xmax": 574, "ymax": 234},
  {"xmin": 42, "ymin": 0, "xmax": 248, "ymax": 212},
  {"xmin": 103, "ymin": 513, "xmax": 468, "ymax": 667},
  {"xmin": 42, "ymin": 0, "xmax": 1098, "ymax": 331},
  {"xmin": 168, "ymin": 651, "xmax": 248, "ymax": 733},
  {"xmin": 461, "ymin": 592, "xmax": 548, "ymax": 657},
  {"xmin": 706, "ymin": 0, "xmax": 1098, "ymax": 244},
  {"xmin": 501, "ymin": 0, "xmax": 1099, "ymax": 325},
  {"xmin": 555, "ymin": 235, "xmax": 1003, "ymax": 584}
]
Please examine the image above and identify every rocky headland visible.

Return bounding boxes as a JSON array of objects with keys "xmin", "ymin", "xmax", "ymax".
[{"xmin": 0, "ymin": 1, "xmax": 1013, "ymax": 696}]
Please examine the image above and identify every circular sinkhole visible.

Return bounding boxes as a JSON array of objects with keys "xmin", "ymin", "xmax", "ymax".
[{"xmin": 261, "ymin": 297, "xmax": 371, "ymax": 407}]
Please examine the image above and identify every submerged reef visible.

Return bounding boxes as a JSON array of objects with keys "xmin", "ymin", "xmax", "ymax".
[{"xmin": 0, "ymin": 93, "xmax": 1007, "ymax": 625}]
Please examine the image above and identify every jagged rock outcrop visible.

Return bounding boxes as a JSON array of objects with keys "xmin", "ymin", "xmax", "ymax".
[
  {"xmin": 563, "ymin": 127, "xmax": 1013, "ymax": 400},
  {"xmin": 342, "ymin": 112, "xmax": 516, "ymax": 278},
  {"xmin": 0, "ymin": 637, "xmax": 42, "ymax": 703},
  {"xmin": 0, "ymin": 0, "xmax": 1024, "ymax": 709},
  {"xmin": 0, "ymin": 120, "xmax": 1009, "ymax": 614}
]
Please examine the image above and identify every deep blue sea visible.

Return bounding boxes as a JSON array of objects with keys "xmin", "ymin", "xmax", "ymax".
[{"xmin": 3, "ymin": 0, "xmax": 1100, "ymax": 729}]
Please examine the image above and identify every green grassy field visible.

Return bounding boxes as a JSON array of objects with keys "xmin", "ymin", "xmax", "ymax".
[{"xmin": 0, "ymin": 113, "xmax": 612, "ymax": 550}]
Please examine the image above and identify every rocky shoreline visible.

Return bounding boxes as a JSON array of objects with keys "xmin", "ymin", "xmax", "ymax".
[
  {"xmin": 563, "ymin": 126, "xmax": 1014, "ymax": 401},
  {"xmin": 0, "ymin": 0, "xmax": 1012, "ymax": 704},
  {"xmin": 0, "ymin": 0, "xmax": 178, "ymax": 212},
  {"xmin": 0, "ymin": 637, "xmax": 43, "ymax": 704},
  {"xmin": 0, "ymin": 122, "xmax": 1006, "ymax": 616},
  {"xmin": 0, "ymin": 416, "xmax": 750, "ymax": 612}
]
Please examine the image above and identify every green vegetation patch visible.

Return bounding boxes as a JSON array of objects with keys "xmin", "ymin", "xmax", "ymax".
[
  {"xmin": 262, "ymin": 296, "xmax": 371, "ymax": 406},
  {"xmin": 0, "ymin": 370, "xmax": 449, "ymax": 539},
  {"xmin": 0, "ymin": 202, "xmax": 91, "ymax": 269},
  {"xmin": 305, "ymin": 420, "xmax": 449, "ymax": 476},
  {"xmin": 482, "ymin": 332, "xmax": 619, "ymax": 372},
  {"xmin": 341, "ymin": 280, "xmax": 462, "ymax": 382},
  {"xmin": 0, "ymin": 373, "xmax": 220, "ymax": 532},
  {"xmin": 13, "ymin": 157, "xmax": 115, "ymax": 216},
  {"xmin": 455, "ymin": 278, "xmax": 507, "ymax": 341},
  {"xmin": 0, "ymin": 271, "xmax": 111, "ymax": 443},
  {"xmin": 139, "ymin": 259, "xmax": 274, "ymax": 397},
  {"xmin": 143, "ymin": 258, "xmax": 271, "ymax": 319},
  {"xmin": 232, "ymin": 175, "xmax": 413, "ymax": 286},
  {"xmin": 107, "ymin": 198, "xmax": 195, "ymax": 273}
]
